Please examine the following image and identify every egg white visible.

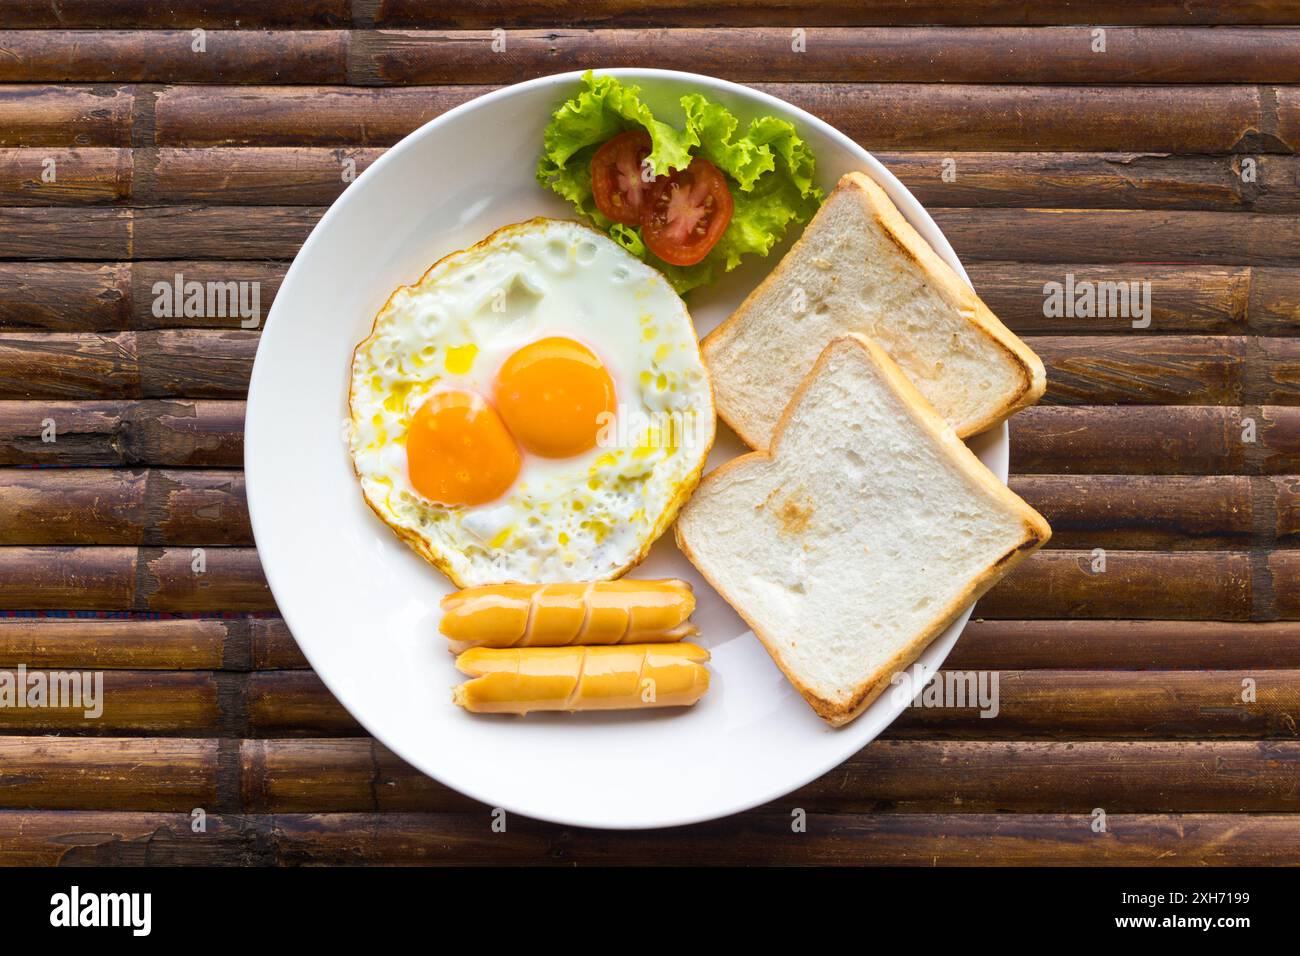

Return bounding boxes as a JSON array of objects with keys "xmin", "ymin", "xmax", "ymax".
[{"xmin": 349, "ymin": 218, "xmax": 715, "ymax": 586}]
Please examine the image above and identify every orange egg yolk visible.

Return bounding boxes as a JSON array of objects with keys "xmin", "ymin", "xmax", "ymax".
[
  {"xmin": 406, "ymin": 390, "xmax": 521, "ymax": 506},
  {"xmin": 494, "ymin": 337, "xmax": 617, "ymax": 458}
]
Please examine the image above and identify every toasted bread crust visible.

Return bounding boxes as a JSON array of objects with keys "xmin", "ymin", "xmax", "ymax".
[
  {"xmin": 844, "ymin": 173, "xmax": 1045, "ymax": 436},
  {"xmin": 676, "ymin": 333, "xmax": 1050, "ymax": 727},
  {"xmin": 701, "ymin": 171, "xmax": 1046, "ymax": 447}
]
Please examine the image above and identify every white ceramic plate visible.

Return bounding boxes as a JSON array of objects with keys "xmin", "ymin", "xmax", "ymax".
[{"xmin": 245, "ymin": 69, "xmax": 1006, "ymax": 830}]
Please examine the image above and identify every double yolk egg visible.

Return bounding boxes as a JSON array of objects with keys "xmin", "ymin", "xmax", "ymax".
[
  {"xmin": 408, "ymin": 337, "xmax": 616, "ymax": 506},
  {"xmin": 348, "ymin": 218, "xmax": 715, "ymax": 587}
]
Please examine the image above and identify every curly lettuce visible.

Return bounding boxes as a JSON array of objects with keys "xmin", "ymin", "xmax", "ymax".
[{"xmin": 536, "ymin": 72, "xmax": 824, "ymax": 294}]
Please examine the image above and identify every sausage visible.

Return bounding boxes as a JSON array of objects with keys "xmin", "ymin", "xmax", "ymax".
[
  {"xmin": 439, "ymin": 579, "xmax": 696, "ymax": 652},
  {"xmin": 452, "ymin": 643, "xmax": 710, "ymax": 714}
]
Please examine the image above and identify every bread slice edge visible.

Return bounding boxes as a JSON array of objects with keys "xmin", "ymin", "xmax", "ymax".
[
  {"xmin": 701, "ymin": 171, "xmax": 1047, "ymax": 447},
  {"xmin": 843, "ymin": 172, "xmax": 1046, "ymax": 436},
  {"xmin": 676, "ymin": 332, "xmax": 1051, "ymax": 727}
]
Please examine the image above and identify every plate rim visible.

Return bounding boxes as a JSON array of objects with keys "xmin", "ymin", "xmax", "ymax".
[{"xmin": 244, "ymin": 67, "xmax": 1007, "ymax": 829}]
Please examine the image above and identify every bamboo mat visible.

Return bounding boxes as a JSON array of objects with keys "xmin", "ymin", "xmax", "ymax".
[{"xmin": 0, "ymin": 0, "xmax": 1298, "ymax": 865}]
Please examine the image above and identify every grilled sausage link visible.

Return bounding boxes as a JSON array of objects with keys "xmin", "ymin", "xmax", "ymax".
[
  {"xmin": 439, "ymin": 579, "xmax": 696, "ymax": 652},
  {"xmin": 452, "ymin": 643, "xmax": 710, "ymax": 714}
]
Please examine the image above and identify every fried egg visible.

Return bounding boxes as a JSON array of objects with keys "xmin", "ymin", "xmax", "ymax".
[{"xmin": 349, "ymin": 218, "xmax": 715, "ymax": 587}]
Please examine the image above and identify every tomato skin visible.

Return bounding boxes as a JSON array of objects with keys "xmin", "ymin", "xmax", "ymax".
[
  {"xmin": 639, "ymin": 157, "xmax": 733, "ymax": 267},
  {"xmin": 590, "ymin": 131, "xmax": 654, "ymax": 226}
]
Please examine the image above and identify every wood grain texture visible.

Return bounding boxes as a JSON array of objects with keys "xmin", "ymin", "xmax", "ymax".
[
  {"xmin": 0, "ymin": 809, "xmax": 1295, "ymax": 865},
  {"xmin": 0, "ymin": 86, "xmax": 135, "ymax": 147},
  {"xmin": 0, "ymin": 543, "xmax": 1290, "ymax": 620},
  {"xmin": 153, "ymin": 84, "xmax": 478, "ymax": 146},
  {"xmin": 247, "ymin": 618, "xmax": 309, "ymax": 669},
  {"xmin": 950, "ymin": 620, "xmax": 1300, "ymax": 670},
  {"xmin": 0, "ymin": 399, "xmax": 245, "ymax": 466},
  {"xmin": 0, "ymin": 468, "xmax": 250, "ymax": 545},
  {"xmin": 378, "ymin": 1, "xmax": 1300, "ymax": 28},
  {"xmin": 7, "ymin": 401, "xmax": 1294, "ymax": 473},
  {"xmin": 1, "ymin": 3, "xmax": 1299, "ymax": 867},
  {"xmin": 195, "ymin": 148, "xmax": 1300, "ymax": 214},
  {"xmin": 4, "ymin": 470, "xmax": 1295, "ymax": 550},
  {"xmin": 14, "ymin": 28, "xmax": 1300, "ymax": 86},
  {"xmin": 0, "ymin": 147, "xmax": 381, "ymax": 206},
  {"xmin": 788, "ymin": 740, "xmax": 1300, "ymax": 813},
  {"xmin": 10, "ymin": 331, "xmax": 1300, "ymax": 404},
  {"xmin": 0, "ymin": 206, "xmax": 323, "ymax": 259},
  {"xmin": 0, "ymin": 546, "xmax": 271, "ymax": 611},
  {"xmin": 0, "ymin": 737, "xmax": 218, "ymax": 810},
  {"xmin": 969, "ymin": 263, "xmax": 1300, "ymax": 336},
  {"xmin": 0, "ymin": 670, "xmax": 356, "ymax": 736},
  {"xmin": 771, "ymin": 82, "xmax": 1300, "ymax": 153},
  {"xmin": 0, "ymin": 670, "xmax": 228, "ymax": 735},
  {"xmin": 149, "ymin": 146, "xmax": 381, "ymax": 204},
  {"xmin": 1028, "ymin": 335, "xmax": 1297, "ymax": 406},
  {"xmin": 0, "ymin": 617, "xmax": 300, "ymax": 670},
  {"xmin": 0, "ymin": 207, "xmax": 131, "ymax": 257},
  {"xmin": 884, "ymin": 152, "xmax": 1300, "ymax": 214},
  {"xmin": 888, "ymin": 670, "xmax": 1300, "ymax": 738},
  {"xmin": 357, "ymin": 28, "xmax": 1300, "ymax": 85},
  {"xmin": 0, "ymin": 31, "xmax": 349, "ymax": 83},
  {"xmin": 1010, "ymin": 405, "xmax": 1300, "ymax": 475},
  {"xmin": 932, "ymin": 209, "xmax": 1300, "ymax": 265},
  {"xmin": 0, "ymin": 1, "xmax": 351, "ymax": 28},
  {"xmin": 9, "ymin": 206, "xmax": 1300, "ymax": 266},
  {"xmin": 4, "ymin": 666, "xmax": 1295, "ymax": 740},
  {"xmin": 148, "ymin": 84, "xmax": 1291, "ymax": 152},
  {"xmin": 6, "ymin": 259, "xmax": 1298, "ymax": 336},
  {"xmin": 240, "ymin": 738, "xmax": 470, "ymax": 812},
  {"xmin": 0, "ymin": 147, "xmax": 131, "ymax": 204},
  {"xmin": 232, "ymin": 668, "xmax": 1300, "ymax": 740},
  {"xmin": 1009, "ymin": 475, "xmax": 1287, "ymax": 550},
  {"xmin": 11, "ymin": 149, "xmax": 1300, "ymax": 212},
  {"xmin": 21, "ymin": 1, "xmax": 1277, "ymax": 31},
  {"xmin": 234, "ymin": 738, "xmax": 1300, "ymax": 814},
  {"xmin": 0, "ymin": 261, "xmax": 283, "ymax": 330},
  {"xmin": 0, "ymin": 262, "xmax": 132, "ymax": 330},
  {"xmin": 977, "ymin": 550, "xmax": 1260, "ymax": 620},
  {"xmin": 0, "ymin": 810, "xmax": 274, "ymax": 865},
  {"xmin": 0, "ymin": 331, "xmax": 258, "ymax": 398},
  {"xmin": 246, "ymin": 670, "xmax": 359, "ymax": 737},
  {"xmin": 127, "ymin": 262, "xmax": 281, "ymax": 329},
  {"xmin": 0, "ymin": 330, "xmax": 253, "ymax": 398},
  {"xmin": 9, "ymin": 616, "xmax": 1298, "ymax": 673}
]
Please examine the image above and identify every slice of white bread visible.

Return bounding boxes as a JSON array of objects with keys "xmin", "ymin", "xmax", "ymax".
[
  {"xmin": 676, "ymin": 334, "xmax": 1050, "ymax": 727},
  {"xmin": 702, "ymin": 171, "xmax": 1045, "ymax": 449}
]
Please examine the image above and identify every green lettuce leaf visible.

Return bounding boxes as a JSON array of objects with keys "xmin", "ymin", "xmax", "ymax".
[{"xmin": 536, "ymin": 71, "xmax": 823, "ymax": 294}]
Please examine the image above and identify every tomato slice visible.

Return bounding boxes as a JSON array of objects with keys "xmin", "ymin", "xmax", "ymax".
[
  {"xmin": 591, "ymin": 130, "xmax": 654, "ymax": 226},
  {"xmin": 640, "ymin": 157, "xmax": 734, "ymax": 267}
]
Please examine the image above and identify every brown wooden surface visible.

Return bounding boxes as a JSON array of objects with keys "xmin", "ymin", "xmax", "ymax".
[
  {"xmin": 7, "ymin": 258, "xmax": 1300, "ymax": 335},
  {"xmin": 5, "ymin": 1, "xmax": 1300, "ymax": 29},
  {"xmin": 143, "ymin": 83, "xmax": 1297, "ymax": 151},
  {"xmin": 11, "ymin": 331, "xmax": 1300, "ymax": 403},
  {"xmin": 7, "ymin": 148, "xmax": 1300, "ymax": 212},
  {"xmin": 0, "ymin": 5, "xmax": 1296, "ymax": 868},
  {"xmin": 10, "ymin": 469, "xmax": 1299, "ymax": 550}
]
